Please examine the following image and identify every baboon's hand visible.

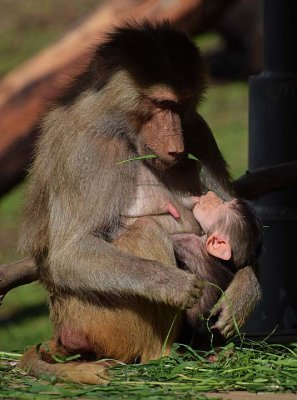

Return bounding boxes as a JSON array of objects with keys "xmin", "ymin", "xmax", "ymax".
[
  {"xmin": 166, "ymin": 271, "xmax": 204, "ymax": 310},
  {"xmin": 210, "ymin": 298, "xmax": 237, "ymax": 339},
  {"xmin": 210, "ymin": 267, "xmax": 261, "ymax": 339},
  {"xmin": 210, "ymin": 294, "xmax": 248, "ymax": 339}
]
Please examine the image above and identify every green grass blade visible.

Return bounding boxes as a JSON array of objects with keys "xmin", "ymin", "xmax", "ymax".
[
  {"xmin": 117, "ymin": 153, "xmax": 200, "ymax": 165},
  {"xmin": 187, "ymin": 153, "xmax": 199, "ymax": 161},
  {"xmin": 116, "ymin": 155, "xmax": 157, "ymax": 164}
]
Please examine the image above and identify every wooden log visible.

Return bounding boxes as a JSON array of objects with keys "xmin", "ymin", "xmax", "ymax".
[
  {"xmin": 0, "ymin": 0, "xmax": 235, "ymax": 197},
  {"xmin": 0, "ymin": 258, "xmax": 37, "ymax": 304}
]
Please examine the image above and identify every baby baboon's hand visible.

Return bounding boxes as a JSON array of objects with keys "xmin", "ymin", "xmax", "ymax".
[
  {"xmin": 210, "ymin": 294, "xmax": 248, "ymax": 339},
  {"xmin": 166, "ymin": 271, "xmax": 204, "ymax": 310},
  {"xmin": 210, "ymin": 298, "xmax": 236, "ymax": 339},
  {"xmin": 210, "ymin": 267, "xmax": 261, "ymax": 339}
]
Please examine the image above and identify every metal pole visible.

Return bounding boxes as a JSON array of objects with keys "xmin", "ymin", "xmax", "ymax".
[{"xmin": 245, "ymin": 0, "xmax": 297, "ymax": 337}]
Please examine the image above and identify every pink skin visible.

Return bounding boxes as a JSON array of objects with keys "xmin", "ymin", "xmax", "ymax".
[
  {"xmin": 192, "ymin": 192, "xmax": 232, "ymax": 260},
  {"xmin": 60, "ymin": 327, "xmax": 93, "ymax": 353},
  {"xmin": 166, "ymin": 202, "xmax": 180, "ymax": 219},
  {"xmin": 169, "ymin": 192, "xmax": 232, "ymax": 261},
  {"xmin": 165, "ymin": 192, "xmax": 226, "ymax": 224},
  {"xmin": 191, "ymin": 192, "xmax": 226, "ymax": 232}
]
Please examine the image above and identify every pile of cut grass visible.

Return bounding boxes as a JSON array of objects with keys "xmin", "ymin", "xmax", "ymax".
[{"xmin": 1, "ymin": 340, "xmax": 296, "ymax": 399}]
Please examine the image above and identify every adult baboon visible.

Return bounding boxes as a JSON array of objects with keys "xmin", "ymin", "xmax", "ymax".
[{"xmin": 19, "ymin": 21, "xmax": 261, "ymax": 384}]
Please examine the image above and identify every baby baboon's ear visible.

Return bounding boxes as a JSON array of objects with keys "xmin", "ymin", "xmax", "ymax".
[{"xmin": 206, "ymin": 234, "xmax": 231, "ymax": 260}]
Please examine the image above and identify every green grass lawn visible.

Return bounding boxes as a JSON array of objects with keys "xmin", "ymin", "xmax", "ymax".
[
  {"xmin": 1, "ymin": 341, "xmax": 297, "ymax": 399},
  {"xmin": 201, "ymin": 82, "xmax": 248, "ymax": 179},
  {"xmin": 0, "ymin": 0, "xmax": 100, "ymax": 77}
]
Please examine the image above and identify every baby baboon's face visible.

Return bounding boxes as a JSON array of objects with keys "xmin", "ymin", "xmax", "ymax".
[{"xmin": 193, "ymin": 191, "xmax": 226, "ymax": 232}]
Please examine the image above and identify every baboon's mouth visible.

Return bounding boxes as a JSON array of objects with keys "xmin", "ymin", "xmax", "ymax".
[{"xmin": 151, "ymin": 157, "xmax": 176, "ymax": 170}]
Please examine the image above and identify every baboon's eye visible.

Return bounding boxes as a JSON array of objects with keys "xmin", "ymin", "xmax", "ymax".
[{"xmin": 152, "ymin": 99, "xmax": 179, "ymax": 113}]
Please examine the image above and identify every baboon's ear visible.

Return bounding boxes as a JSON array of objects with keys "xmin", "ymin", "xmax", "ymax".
[{"xmin": 206, "ymin": 234, "xmax": 231, "ymax": 260}]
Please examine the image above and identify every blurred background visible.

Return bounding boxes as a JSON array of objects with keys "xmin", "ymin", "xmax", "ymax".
[{"xmin": 0, "ymin": 0, "xmax": 262, "ymax": 350}]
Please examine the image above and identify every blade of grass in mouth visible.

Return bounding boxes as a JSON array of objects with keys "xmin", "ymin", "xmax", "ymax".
[{"xmin": 117, "ymin": 153, "xmax": 199, "ymax": 164}]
